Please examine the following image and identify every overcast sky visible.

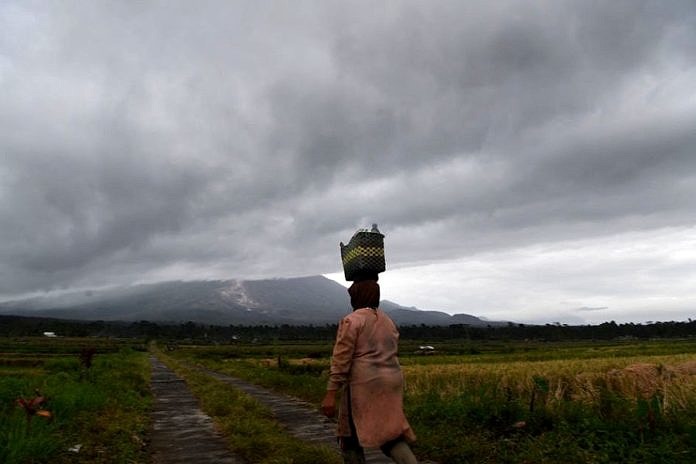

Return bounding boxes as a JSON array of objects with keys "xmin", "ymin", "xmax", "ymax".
[{"xmin": 2, "ymin": 1, "xmax": 695, "ymax": 324}]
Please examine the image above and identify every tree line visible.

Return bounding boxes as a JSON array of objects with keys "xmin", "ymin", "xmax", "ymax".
[{"xmin": 2, "ymin": 314, "xmax": 696, "ymax": 342}]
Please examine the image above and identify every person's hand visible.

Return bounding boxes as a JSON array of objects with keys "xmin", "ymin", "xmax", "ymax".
[{"xmin": 321, "ymin": 390, "xmax": 337, "ymax": 418}]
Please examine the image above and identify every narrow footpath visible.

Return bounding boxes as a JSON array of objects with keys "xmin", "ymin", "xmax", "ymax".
[
  {"xmin": 198, "ymin": 366, "xmax": 404, "ymax": 464},
  {"xmin": 150, "ymin": 355, "xmax": 432, "ymax": 463},
  {"xmin": 149, "ymin": 356, "xmax": 245, "ymax": 464}
]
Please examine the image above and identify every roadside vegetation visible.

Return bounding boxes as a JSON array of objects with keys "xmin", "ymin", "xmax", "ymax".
[
  {"xmin": 0, "ymin": 337, "xmax": 150, "ymax": 464},
  {"xmin": 170, "ymin": 338, "xmax": 696, "ymax": 464}
]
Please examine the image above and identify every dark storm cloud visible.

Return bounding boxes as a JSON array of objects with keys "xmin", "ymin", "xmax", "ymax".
[
  {"xmin": 1, "ymin": 0, "xmax": 695, "ymax": 297},
  {"xmin": 275, "ymin": 0, "xmax": 693, "ymax": 175}
]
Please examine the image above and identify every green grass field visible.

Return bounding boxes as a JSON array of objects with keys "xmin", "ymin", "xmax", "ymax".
[
  {"xmin": 0, "ymin": 337, "xmax": 151, "ymax": 464},
  {"xmin": 169, "ymin": 338, "xmax": 696, "ymax": 464}
]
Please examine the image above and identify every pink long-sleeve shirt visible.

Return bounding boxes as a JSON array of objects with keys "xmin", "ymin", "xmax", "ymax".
[{"xmin": 328, "ymin": 307, "xmax": 416, "ymax": 448}]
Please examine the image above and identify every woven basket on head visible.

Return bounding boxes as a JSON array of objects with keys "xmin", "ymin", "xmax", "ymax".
[{"xmin": 340, "ymin": 224, "xmax": 386, "ymax": 281}]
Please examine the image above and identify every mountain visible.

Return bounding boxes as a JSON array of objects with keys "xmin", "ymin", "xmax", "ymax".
[{"xmin": 0, "ymin": 275, "xmax": 503, "ymax": 326}]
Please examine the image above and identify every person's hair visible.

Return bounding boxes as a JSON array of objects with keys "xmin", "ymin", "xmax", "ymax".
[{"xmin": 348, "ymin": 280, "xmax": 380, "ymax": 310}]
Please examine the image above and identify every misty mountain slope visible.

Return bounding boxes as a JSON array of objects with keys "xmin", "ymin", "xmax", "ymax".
[
  {"xmin": 243, "ymin": 275, "xmax": 352, "ymax": 320},
  {"xmin": 0, "ymin": 275, "xmax": 502, "ymax": 326}
]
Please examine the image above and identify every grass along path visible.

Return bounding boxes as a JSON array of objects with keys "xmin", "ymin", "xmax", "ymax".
[
  {"xmin": 196, "ymin": 365, "xmax": 399, "ymax": 464},
  {"xmin": 153, "ymin": 349, "xmax": 342, "ymax": 464}
]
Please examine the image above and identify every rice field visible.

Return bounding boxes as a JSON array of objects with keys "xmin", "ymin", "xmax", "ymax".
[
  {"xmin": 172, "ymin": 338, "xmax": 696, "ymax": 463},
  {"xmin": 4, "ymin": 335, "xmax": 696, "ymax": 463}
]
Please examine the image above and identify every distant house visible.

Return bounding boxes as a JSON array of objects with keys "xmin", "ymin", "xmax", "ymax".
[{"xmin": 43, "ymin": 332, "xmax": 57, "ymax": 337}]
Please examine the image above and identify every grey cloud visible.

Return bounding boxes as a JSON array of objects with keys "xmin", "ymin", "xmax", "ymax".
[
  {"xmin": 319, "ymin": 0, "xmax": 689, "ymax": 159},
  {"xmin": 1, "ymin": 0, "xmax": 696, "ymax": 302},
  {"xmin": 576, "ymin": 306, "xmax": 608, "ymax": 312},
  {"xmin": 259, "ymin": 0, "xmax": 696, "ymax": 249}
]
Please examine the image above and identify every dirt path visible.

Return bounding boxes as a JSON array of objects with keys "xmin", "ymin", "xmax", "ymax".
[
  {"xmin": 150, "ymin": 355, "xmax": 433, "ymax": 463},
  {"xmin": 198, "ymin": 366, "xmax": 405, "ymax": 464},
  {"xmin": 149, "ymin": 356, "xmax": 245, "ymax": 464}
]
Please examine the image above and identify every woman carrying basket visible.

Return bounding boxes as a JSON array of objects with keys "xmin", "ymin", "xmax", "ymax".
[{"xmin": 321, "ymin": 277, "xmax": 418, "ymax": 464}]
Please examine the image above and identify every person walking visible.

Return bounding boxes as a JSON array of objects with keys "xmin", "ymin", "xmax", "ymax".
[{"xmin": 321, "ymin": 279, "xmax": 418, "ymax": 464}]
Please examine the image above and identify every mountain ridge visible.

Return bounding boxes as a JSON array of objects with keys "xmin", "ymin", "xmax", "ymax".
[{"xmin": 0, "ymin": 275, "xmax": 504, "ymax": 326}]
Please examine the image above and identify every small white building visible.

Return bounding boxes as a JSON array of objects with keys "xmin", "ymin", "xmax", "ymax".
[
  {"xmin": 43, "ymin": 332, "xmax": 57, "ymax": 337},
  {"xmin": 416, "ymin": 345, "xmax": 436, "ymax": 355}
]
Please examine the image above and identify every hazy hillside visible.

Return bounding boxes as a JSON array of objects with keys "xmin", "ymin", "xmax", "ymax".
[{"xmin": 0, "ymin": 276, "xmax": 502, "ymax": 326}]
